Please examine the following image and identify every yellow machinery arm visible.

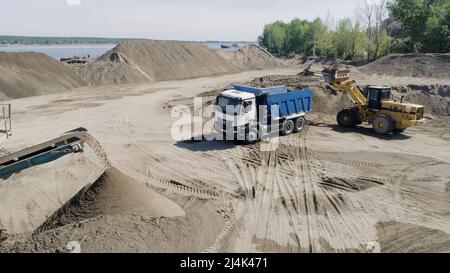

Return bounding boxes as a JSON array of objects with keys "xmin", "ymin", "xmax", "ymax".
[
  {"xmin": 331, "ymin": 80, "xmax": 367, "ymax": 106},
  {"xmin": 323, "ymin": 69, "xmax": 367, "ymax": 106}
]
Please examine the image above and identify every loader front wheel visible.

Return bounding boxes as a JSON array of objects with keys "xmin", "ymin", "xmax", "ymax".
[
  {"xmin": 337, "ymin": 109, "xmax": 356, "ymax": 127},
  {"xmin": 373, "ymin": 115, "xmax": 394, "ymax": 135}
]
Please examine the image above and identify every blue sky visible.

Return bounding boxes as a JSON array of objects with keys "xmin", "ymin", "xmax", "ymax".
[{"xmin": 0, "ymin": 0, "xmax": 361, "ymax": 41}]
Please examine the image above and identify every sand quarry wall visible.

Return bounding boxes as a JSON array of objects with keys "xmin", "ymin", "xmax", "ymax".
[
  {"xmin": 359, "ymin": 53, "xmax": 450, "ymax": 78},
  {"xmin": 0, "ymin": 52, "xmax": 87, "ymax": 100},
  {"xmin": 0, "ymin": 41, "xmax": 283, "ymax": 100},
  {"xmin": 75, "ymin": 41, "xmax": 285, "ymax": 86}
]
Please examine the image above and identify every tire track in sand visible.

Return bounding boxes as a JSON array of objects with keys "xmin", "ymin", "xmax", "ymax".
[{"xmin": 220, "ymin": 125, "xmax": 377, "ymax": 252}]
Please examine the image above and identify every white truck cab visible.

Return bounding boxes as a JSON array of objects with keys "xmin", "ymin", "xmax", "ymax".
[{"xmin": 215, "ymin": 89, "xmax": 257, "ymax": 130}]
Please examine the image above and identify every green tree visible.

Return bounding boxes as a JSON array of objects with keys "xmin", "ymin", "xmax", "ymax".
[
  {"xmin": 285, "ymin": 18, "xmax": 309, "ymax": 55},
  {"xmin": 333, "ymin": 19, "xmax": 367, "ymax": 60},
  {"xmin": 423, "ymin": 0, "xmax": 450, "ymax": 52},
  {"xmin": 259, "ymin": 21, "xmax": 288, "ymax": 56},
  {"xmin": 307, "ymin": 18, "xmax": 328, "ymax": 56},
  {"xmin": 388, "ymin": 0, "xmax": 429, "ymax": 51}
]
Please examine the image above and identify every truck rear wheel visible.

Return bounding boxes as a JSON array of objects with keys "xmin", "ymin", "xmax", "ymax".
[
  {"xmin": 373, "ymin": 115, "xmax": 394, "ymax": 135},
  {"xmin": 281, "ymin": 120, "xmax": 295, "ymax": 136},
  {"xmin": 294, "ymin": 117, "xmax": 306, "ymax": 133},
  {"xmin": 337, "ymin": 109, "xmax": 357, "ymax": 127}
]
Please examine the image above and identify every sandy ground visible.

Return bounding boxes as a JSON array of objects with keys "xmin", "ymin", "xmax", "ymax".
[{"xmin": 1, "ymin": 67, "xmax": 450, "ymax": 252}]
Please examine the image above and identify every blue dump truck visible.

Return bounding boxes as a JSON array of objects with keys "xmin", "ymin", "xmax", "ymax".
[{"xmin": 214, "ymin": 85, "xmax": 313, "ymax": 143}]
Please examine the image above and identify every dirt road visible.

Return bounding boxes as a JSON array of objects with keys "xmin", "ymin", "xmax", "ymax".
[{"xmin": 1, "ymin": 67, "xmax": 449, "ymax": 252}]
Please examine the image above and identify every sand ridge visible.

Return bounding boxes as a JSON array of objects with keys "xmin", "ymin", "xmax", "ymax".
[
  {"xmin": 0, "ymin": 52, "xmax": 87, "ymax": 100},
  {"xmin": 75, "ymin": 41, "xmax": 284, "ymax": 86},
  {"xmin": 359, "ymin": 53, "xmax": 450, "ymax": 78}
]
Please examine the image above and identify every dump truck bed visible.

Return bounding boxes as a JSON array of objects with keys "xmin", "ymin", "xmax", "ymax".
[{"xmin": 266, "ymin": 88, "xmax": 313, "ymax": 118}]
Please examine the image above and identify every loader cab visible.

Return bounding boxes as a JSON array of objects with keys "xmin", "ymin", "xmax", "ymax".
[{"xmin": 366, "ymin": 86, "xmax": 391, "ymax": 111}]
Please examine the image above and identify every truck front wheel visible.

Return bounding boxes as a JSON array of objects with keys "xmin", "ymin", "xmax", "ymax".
[
  {"xmin": 294, "ymin": 117, "xmax": 306, "ymax": 133},
  {"xmin": 281, "ymin": 120, "xmax": 295, "ymax": 136},
  {"xmin": 244, "ymin": 128, "xmax": 259, "ymax": 144}
]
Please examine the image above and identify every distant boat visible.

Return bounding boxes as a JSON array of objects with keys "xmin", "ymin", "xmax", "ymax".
[
  {"xmin": 232, "ymin": 43, "xmax": 240, "ymax": 48},
  {"xmin": 220, "ymin": 44, "xmax": 231, "ymax": 49},
  {"xmin": 60, "ymin": 55, "xmax": 93, "ymax": 65}
]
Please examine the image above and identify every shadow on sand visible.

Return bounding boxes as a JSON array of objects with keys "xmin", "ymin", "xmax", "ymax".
[
  {"xmin": 308, "ymin": 121, "xmax": 412, "ymax": 141},
  {"xmin": 175, "ymin": 134, "xmax": 240, "ymax": 152}
]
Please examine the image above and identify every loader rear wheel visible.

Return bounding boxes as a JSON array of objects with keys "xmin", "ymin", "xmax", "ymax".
[
  {"xmin": 281, "ymin": 120, "xmax": 295, "ymax": 136},
  {"xmin": 337, "ymin": 109, "xmax": 357, "ymax": 127},
  {"xmin": 294, "ymin": 117, "xmax": 306, "ymax": 133},
  {"xmin": 373, "ymin": 115, "xmax": 394, "ymax": 135}
]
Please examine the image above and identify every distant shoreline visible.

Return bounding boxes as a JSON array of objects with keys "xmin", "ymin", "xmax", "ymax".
[
  {"xmin": 0, "ymin": 41, "xmax": 253, "ymax": 60},
  {"xmin": 0, "ymin": 36, "xmax": 254, "ymax": 46}
]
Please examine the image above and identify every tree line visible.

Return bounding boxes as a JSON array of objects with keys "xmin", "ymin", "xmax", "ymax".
[{"xmin": 258, "ymin": 0, "xmax": 450, "ymax": 61}]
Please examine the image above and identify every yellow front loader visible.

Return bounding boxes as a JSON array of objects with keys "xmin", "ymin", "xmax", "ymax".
[{"xmin": 322, "ymin": 69, "xmax": 425, "ymax": 135}]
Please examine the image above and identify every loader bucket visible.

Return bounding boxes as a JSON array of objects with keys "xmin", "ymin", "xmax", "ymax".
[{"xmin": 322, "ymin": 69, "xmax": 351, "ymax": 83}]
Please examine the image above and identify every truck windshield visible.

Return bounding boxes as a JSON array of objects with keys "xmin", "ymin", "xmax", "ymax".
[{"xmin": 217, "ymin": 96, "xmax": 242, "ymax": 114}]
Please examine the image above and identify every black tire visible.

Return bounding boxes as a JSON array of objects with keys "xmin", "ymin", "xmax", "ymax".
[
  {"xmin": 373, "ymin": 115, "xmax": 394, "ymax": 135},
  {"xmin": 281, "ymin": 120, "xmax": 295, "ymax": 136},
  {"xmin": 294, "ymin": 117, "xmax": 306, "ymax": 133},
  {"xmin": 244, "ymin": 128, "xmax": 259, "ymax": 144},
  {"xmin": 337, "ymin": 109, "xmax": 357, "ymax": 127}
]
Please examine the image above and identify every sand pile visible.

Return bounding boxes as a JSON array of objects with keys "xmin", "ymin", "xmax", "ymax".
[
  {"xmin": 76, "ymin": 41, "xmax": 283, "ymax": 86},
  {"xmin": 76, "ymin": 41, "xmax": 237, "ymax": 85},
  {"xmin": 359, "ymin": 53, "xmax": 450, "ymax": 78},
  {"xmin": 217, "ymin": 44, "xmax": 284, "ymax": 70},
  {"xmin": 36, "ymin": 167, "xmax": 185, "ymax": 233},
  {"xmin": 1, "ymin": 167, "xmax": 226, "ymax": 253},
  {"xmin": 0, "ymin": 52, "xmax": 87, "ymax": 100},
  {"xmin": 2, "ymin": 200, "xmax": 225, "ymax": 253}
]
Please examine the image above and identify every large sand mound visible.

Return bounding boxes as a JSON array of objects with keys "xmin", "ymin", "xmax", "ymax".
[
  {"xmin": 359, "ymin": 53, "xmax": 450, "ymax": 78},
  {"xmin": 36, "ymin": 167, "xmax": 185, "ymax": 233},
  {"xmin": 76, "ymin": 41, "xmax": 283, "ymax": 86},
  {"xmin": 3, "ymin": 200, "xmax": 225, "ymax": 253},
  {"xmin": 217, "ymin": 44, "xmax": 283, "ymax": 70},
  {"xmin": 0, "ymin": 52, "xmax": 87, "ymax": 100}
]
